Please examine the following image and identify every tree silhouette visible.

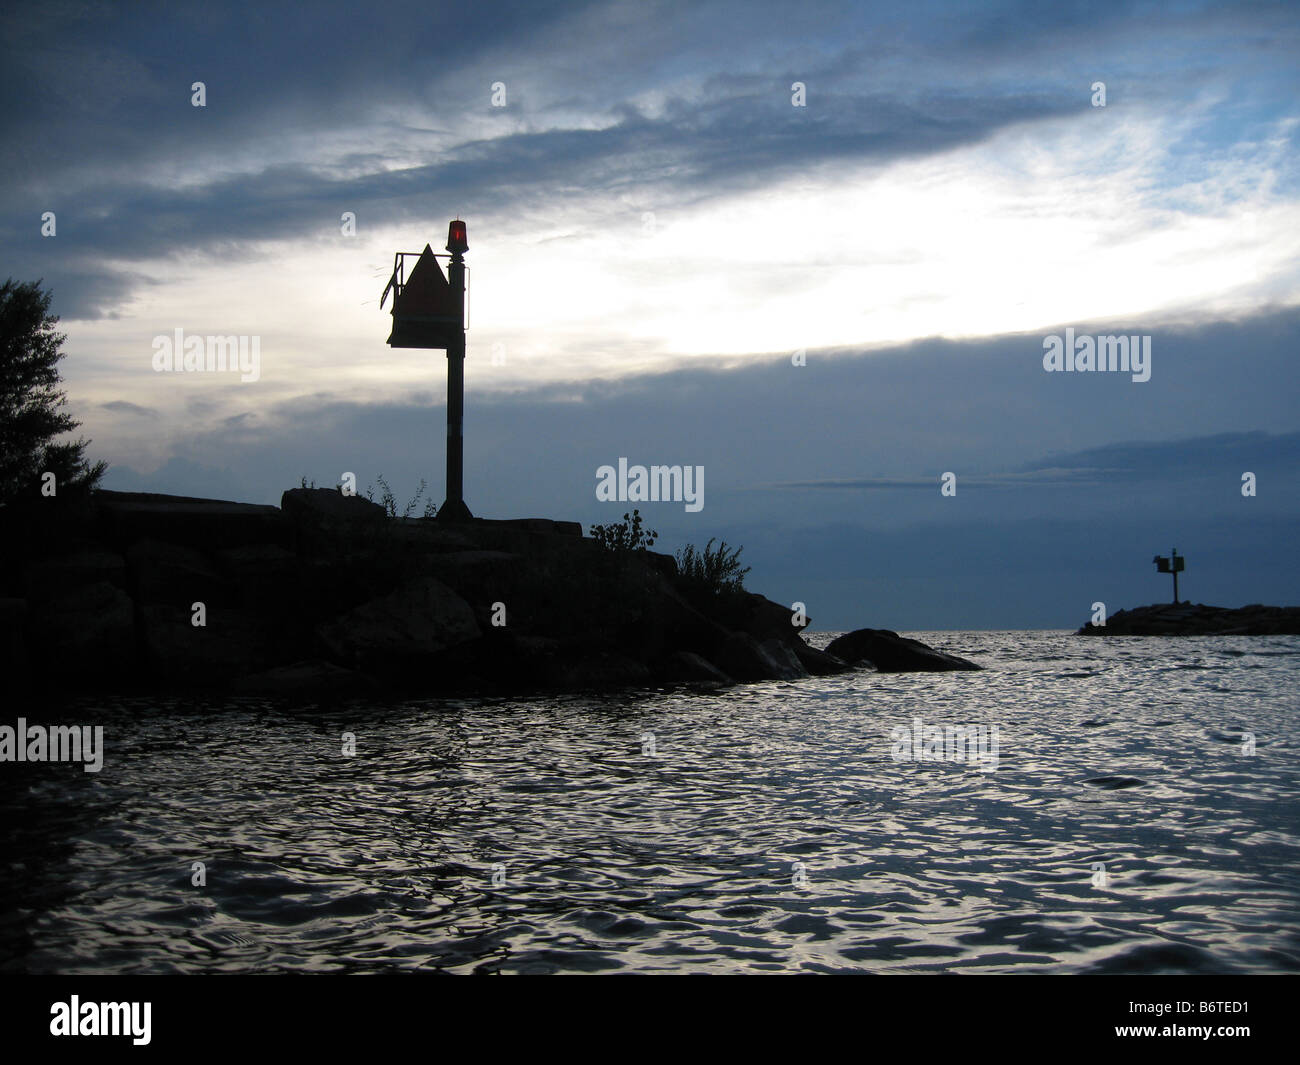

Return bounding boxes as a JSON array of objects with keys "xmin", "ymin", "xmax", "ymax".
[{"xmin": 0, "ymin": 279, "xmax": 107, "ymax": 505}]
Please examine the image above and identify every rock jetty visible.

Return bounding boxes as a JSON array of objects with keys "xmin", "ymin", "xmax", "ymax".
[
  {"xmin": 1078, "ymin": 602, "xmax": 1300, "ymax": 636},
  {"xmin": 1, "ymin": 488, "xmax": 982, "ymax": 698}
]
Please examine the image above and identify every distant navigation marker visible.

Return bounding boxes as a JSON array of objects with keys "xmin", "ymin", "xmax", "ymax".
[
  {"xmin": 381, "ymin": 219, "xmax": 472, "ymax": 522},
  {"xmin": 1152, "ymin": 548, "xmax": 1185, "ymax": 603}
]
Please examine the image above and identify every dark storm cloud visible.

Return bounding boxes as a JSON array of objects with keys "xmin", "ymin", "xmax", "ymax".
[
  {"xmin": 34, "ymin": 269, "xmax": 158, "ymax": 325},
  {"xmin": 773, "ymin": 432, "xmax": 1300, "ymax": 490},
  {"xmin": 99, "ymin": 400, "xmax": 158, "ymax": 416},
  {"xmin": 11, "ymin": 0, "xmax": 1284, "ymax": 316},
  {"xmin": 1019, "ymin": 431, "xmax": 1300, "ymax": 481},
  {"xmin": 6, "ymin": 84, "xmax": 1075, "ymax": 254},
  {"xmin": 0, "ymin": 0, "xmax": 601, "ymax": 181}
]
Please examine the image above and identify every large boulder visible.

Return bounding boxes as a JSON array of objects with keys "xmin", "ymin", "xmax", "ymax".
[
  {"xmin": 95, "ymin": 491, "xmax": 287, "ymax": 550},
  {"xmin": 655, "ymin": 650, "xmax": 733, "ymax": 685},
  {"xmin": 612, "ymin": 572, "xmax": 735, "ymax": 666},
  {"xmin": 544, "ymin": 647, "xmax": 652, "ymax": 690},
  {"xmin": 27, "ymin": 581, "xmax": 137, "ymax": 679},
  {"xmin": 216, "ymin": 544, "xmax": 303, "ymax": 613},
  {"xmin": 127, "ymin": 539, "xmax": 232, "ymax": 606},
  {"xmin": 412, "ymin": 631, "xmax": 559, "ymax": 693},
  {"xmin": 280, "ymin": 487, "xmax": 386, "ymax": 525},
  {"xmin": 701, "ymin": 590, "xmax": 811, "ymax": 651},
  {"xmin": 417, "ymin": 550, "xmax": 526, "ymax": 627},
  {"xmin": 791, "ymin": 640, "xmax": 851, "ymax": 675},
  {"xmin": 380, "ymin": 521, "xmax": 479, "ymax": 553},
  {"xmin": 477, "ymin": 516, "xmax": 583, "ymax": 538},
  {"xmin": 317, "ymin": 575, "xmax": 480, "ymax": 673},
  {"xmin": 825, "ymin": 628, "xmax": 982, "ymax": 672},
  {"xmin": 713, "ymin": 631, "xmax": 807, "ymax": 681},
  {"xmin": 22, "ymin": 547, "xmax": 126, "ymax": 597},
  {"xmin": 0, "ymin": 598, "xmax": 27, "ymax": 676},
  {"xmin": 139, "ymin": 604, "xmax": 293, "ymax": 680},
  {"xmin": 0, "ymin": 493, "xmax": 99, "ymax": 572}
]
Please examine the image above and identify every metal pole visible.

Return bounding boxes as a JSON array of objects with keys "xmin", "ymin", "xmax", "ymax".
[
  {"xmin": 439, "ymin": 246, "xmax": 472, "ymax": 521},
  {"xmin": 447, "ymin": 330, "xmax": 464, "ymax": 506},
  {"xmin": 1172, "ymin": 547, "xmax": 1179, "ymax": 604}
]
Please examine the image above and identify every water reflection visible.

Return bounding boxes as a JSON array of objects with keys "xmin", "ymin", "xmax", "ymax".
[{"xmin": 2, "ymin": 633, "xmax": 1298, "ymax": 973}]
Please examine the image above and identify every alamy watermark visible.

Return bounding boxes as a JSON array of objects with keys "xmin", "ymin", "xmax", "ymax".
[
  {"xmin": 50, "ymin": 996, "xmax": 150, "ymax": 1045},
  {"xmin": 0, "ymin": 718, "xmax": 103, "ymax": 772},
  {"xmin": 152, "ymin": 328, "xmax": 260, "ymax": 382},
  {"xmin": 890, "ymin": 716, "xmax": 999, "ymax": 772},
  {"xmin": 1043, "ymin": 327, "xmax": 1150, "ymax": 382},
  {"xmin": 596, "ymin": 458, "xmax": 704, "ymax": 512}
]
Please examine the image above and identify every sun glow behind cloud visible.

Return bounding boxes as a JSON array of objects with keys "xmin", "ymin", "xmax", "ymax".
[{"xmin": 63, "ymin": 101, "xmax": 1299, "ymax": 443}]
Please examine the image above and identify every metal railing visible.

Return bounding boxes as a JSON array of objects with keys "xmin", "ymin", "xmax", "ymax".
[{"xmin": 380, "ymin": 251, "xmax": 467, "ymax": 328}]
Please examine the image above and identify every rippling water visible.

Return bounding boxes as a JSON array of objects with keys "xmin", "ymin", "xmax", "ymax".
[{"xmin": 3, "ymin": 631, "xmax": 1298, "ymax": 974}]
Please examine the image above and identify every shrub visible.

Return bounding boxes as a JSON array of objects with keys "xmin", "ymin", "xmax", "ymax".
[
  {"xmin": 340, "ymin": 474, "xmax": 437, "ymax": 518},
  {"xmin": 675, "ymin": 538, "xmax": 750, "ymax": 595},
  {"xmin": 590, "ymin": 508, "xmax": 658, "ymax": 553}
]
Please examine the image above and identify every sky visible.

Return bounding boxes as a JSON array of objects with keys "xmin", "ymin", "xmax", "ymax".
[{"xmin": 3, "ymin": 0, "xmax": 1298, "ymax": 629}]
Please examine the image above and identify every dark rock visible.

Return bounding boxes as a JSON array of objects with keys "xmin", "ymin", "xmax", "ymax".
[
  {"xmin": 280, "ymin": 487, "xmax": 386, "ymax": 525},
  {"xmin": 425, "ymin": 549, "xmax": 520, "ymax": 570},
  {"xmin": 96, "ymin": 491, "xmax": 287, "ymax": 550},
  {"xmin": 825, "ymin": 628, "xmax": 982, "ymax": 671},
  {"xmin": 380, "ymin": 522, "xmax": 479, "ymax": 552},
  {"xmin": 231, "ymin": 660, "xmax": 376, "ymax": 697},
  {"xmin": 611, "ymin": 572, "xmax": 735, "ymax": 666},
  {"xmin": 295, "ymin": 558, "xmax": 393, "ymax": 623},
  {"xmin": 22, "ymin": 547, "xmax": 126, "ymax": 598},
  {"xmin": 475, "ymin": 516, "xmax": 583, "ymax": 537},
  {"xmin": 515, "ymin": 635, "xmax": 562, "ymax": 657},
  {"xmin": 655, "ymin": 650, "xmax": 733, "ymax": 685},
  {"xmin": 493, "ymin": 633, "xmax": 562, "ymax": 684},
  {"xmin": 544, "ymin": 648, "xmax": 652, "ymax": 690},
  {"xmin": 139, "ymin": 604, "xmax": 291, "ymax": 680},
  {"xmin": 419, "ymin": 550, "xmax": 525, "ymax": 625},
  {"xmin": 411, "ymin": 630, "xmax": 560, "ymax": 693},
  {"xmin": 759, "ymin": 638, "xmax": 807, "ymax": 678},
  {"xmin": 1079, "ymin": 602, "xmax": 1300, "ymax": 636},
  {"xmin": 713, "ymin": 631, "xmax": 807, "ymax": 681},
  {"xmin": 706, "ymin": 590, "xmax": 810, "ymax": 650},
  {"xmin": 0, "ymin": 598, "xmax": 27, "ymax": 675},
  {"xmin": 791, "ymin": 640, "xmax": 851, "ymax": 675},
  {"xmin": 28, "ymin": 581, "xmax": 136, "ymax": 678},
  {"xmin": 126, "ymin": 539, "xmax": 232, "ymax": 606},
  {"xmin": 0, "ymin": 493, "xmax": 99, "ymax": 561},
  {"xmin": 641, "ymin": 550, "xmax": 679, "ymax": 579},
  {"xmin": 216, "ymin": 544, "xmax": 303, "ymax": 612},
  {"xmin": 317, "ymin": 575, "xmax": 480, "ymax": 673}
]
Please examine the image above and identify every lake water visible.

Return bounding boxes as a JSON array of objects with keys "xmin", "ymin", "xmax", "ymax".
[{"xmin": 3, "ymin": 630, "xmax": 1298, "ymax": 974}]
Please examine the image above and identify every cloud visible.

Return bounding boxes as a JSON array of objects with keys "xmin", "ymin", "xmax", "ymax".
[
  {"xmin": 1023, "ymin": 431, "xmax": 1300, "ymax": 480},
  {"xmin": 98, "ymin": 400, "xmax": 158, "ymax": 417},
  {"xmin": 7, "ymin": 0, "xmax": 1296, "ymax": 324},
  {"xmin": 771, "ymin": 432, "xmax": 1300, "ymax": 490}
]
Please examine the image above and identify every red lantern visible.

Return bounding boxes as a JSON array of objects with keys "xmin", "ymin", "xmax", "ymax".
[{"xmin": 446, "ymin": 219, "xmax": 468, "ymax": 255}]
